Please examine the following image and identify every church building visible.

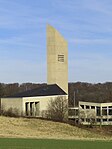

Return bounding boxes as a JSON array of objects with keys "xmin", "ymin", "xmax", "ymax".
[{"xmin": 1, "ymin": 25, "xmax": 68, "ymax": 117}]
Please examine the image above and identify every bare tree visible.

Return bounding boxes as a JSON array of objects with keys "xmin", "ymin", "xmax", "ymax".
[
  {"xmin": 46, "ymin": 96, "xmax": 68, "ymax": 122},
  {"xmin": 1, "ymin": 106, "xmax": 20, "ymax": 117},
  {"xmin": 86, "ymin": 110, "xmax": 96, "ymax": 127},
  {"xmin": 79, "ymin": 109, "xmax": 96, "ymax": 127}
]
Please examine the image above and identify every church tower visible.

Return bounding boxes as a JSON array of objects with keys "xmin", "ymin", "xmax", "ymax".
[{"xmin": 47, "ymin": 25, "xmax": 68, "ymax": 94}]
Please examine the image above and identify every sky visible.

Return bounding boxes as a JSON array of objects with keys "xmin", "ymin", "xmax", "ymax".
[{"xmin": 0, "ymin": 0, "xmax": 112, "ymax": 83}]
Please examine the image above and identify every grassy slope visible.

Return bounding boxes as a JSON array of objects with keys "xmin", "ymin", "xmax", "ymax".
[{"xmin": 0, "ymin": 116, "xmax": 111, "ymax": 140}]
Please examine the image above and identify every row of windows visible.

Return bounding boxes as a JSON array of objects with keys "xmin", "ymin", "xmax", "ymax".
[
  {"xmin": 80, "ymin": 105, "xmax": 112, "ymax": 110},
  {"xmin": 69, "ymin": 109, "xmax": 112, "ymax": 116},
  {"xmin": 81, "ymin": 118, "xmax": 112, "ymax": 122},
  {"xmin": 25, "ymin": 102, "xmax": 39, "ymax": 116},
  {"xmin": 80, "ymin": 105, "xmax": 95, "ymax": 109}
]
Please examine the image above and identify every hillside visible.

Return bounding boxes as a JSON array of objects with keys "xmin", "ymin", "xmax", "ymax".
[
  {"xmin": 0, "ymin": 116, "xmax": 111, "ymax": 140},
  {"xmin": 69, "ymin": 82, "xmax": 112, "ymax": 106}
]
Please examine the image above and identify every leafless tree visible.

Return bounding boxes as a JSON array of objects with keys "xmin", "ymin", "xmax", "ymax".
[
  {"xmin": 79, "ymin": 109, "xmax": 96, "ymax": 127},
  {"xmin": 46, "ymin": 96, "xmax": 68, "ymax": 122}
]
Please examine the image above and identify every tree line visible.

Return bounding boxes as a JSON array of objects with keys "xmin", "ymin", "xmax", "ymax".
[
  {"xmin": 69, "ymin": 82, "xmax": 112, "ymax": 106},
  {"xmin": 0, "ymin": 83, "xmax": 46, "ymax": 98},
  {"xmin": 1, "ymin": 82, "xmax": 112, "ymax": 106}
]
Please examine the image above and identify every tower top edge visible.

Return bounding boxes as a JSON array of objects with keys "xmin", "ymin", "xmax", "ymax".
[{"xmin": 47, "ymin": 24, "xmax": 68, "ymax": 43}]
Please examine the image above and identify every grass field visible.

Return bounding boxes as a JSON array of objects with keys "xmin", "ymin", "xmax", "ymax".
[
  {"xmin": 0, "ymin": 138, "xmax": 111, "ymax": 149},
  {"xmin": 0, "ymin": 116, "xmax": 110, "ymax": 140}
]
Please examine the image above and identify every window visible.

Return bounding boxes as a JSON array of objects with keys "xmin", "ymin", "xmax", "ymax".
[
  {"xmin": 81, "ymin": 118, "xmax": 84, "ymax": 122},
  {"xmin": 86, "ymin": 118, "xmax": 90, "ymax": 122},
  {"xmin": 91, "ymin": 119, "xmax": 95, "ymax": 123},
  {"xmin": 75, "ymin": 109, "xmax": 78, "ymax": 116},
  {"xmin": 91, "ymin": 106, "xmax": 95, "ymax": 109},
  {"xmin": 102, "ymin": 107, "xmax": 108, "ymax": 116},
  {"xmin": 30, "ymin": 102, "xmax": 33, "ymax": 116},
  {"xmin": 103, "ymin": 119, "xmax": 107, "ymax": 122},
  {"xmin": 58, "ymin": 54, "xmax": 64, "ymax": 62},
  {"xmin": 96, "ymin": 107, "xmax": 101, "ymax": 116},
  {"xmin": 80, "ymin": 105, "xmax": 84, "ymax": 109},
  {"xmin": 102, "ymin": 109, "xmax": 107, "ymax": 116},
  {"xmin": 102, "ymin": 107, "xmax": 107, "ymax": 109},
  {"xmin": 109, "ymin": 109, "xmax": 112, "ymax": 115},
  {"xmin": 97, "ymin": 118, "xmax": 101, "ymax": 122},
  {"xmin": 86, "ymin": 105, "xmax": 90, "ymax": 109},
  {"xmin": 25, "ymin": 102, "xmax": 29, "ymax": 116}
]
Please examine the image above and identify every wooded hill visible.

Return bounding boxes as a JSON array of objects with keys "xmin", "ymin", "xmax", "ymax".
[
  {"xmin": 69, "ymin": 82, "xmax": 112, "ymax": 106},
  {"xmin": 0, "ymin": 82, "xmax": 112, "ymax": 106}
]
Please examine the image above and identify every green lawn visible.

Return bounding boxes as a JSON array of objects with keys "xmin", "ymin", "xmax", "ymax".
[{"xmin": 0, "ymin": 138, "xmax": 112, "ymax": 149}]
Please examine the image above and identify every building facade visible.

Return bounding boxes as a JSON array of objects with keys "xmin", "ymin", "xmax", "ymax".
[
  {"xmin": 69, "ymin": 101, "xmax": 112, "ymax": 125},
  {"xmin": 1, "ymin": 85, "xmax": 67, "ymax": 117}
]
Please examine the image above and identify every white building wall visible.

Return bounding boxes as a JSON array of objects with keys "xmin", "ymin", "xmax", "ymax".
[
  {"xmin": 1, "ymin": 95, "xmax": 68, "ymax": 117},
  {"xmin": 22, "ymin": 95, "xmax": 68, "ymax": 117},
  {"xmin": 1, "ymin": 98, "xmax": 23, "ymax": 115}
]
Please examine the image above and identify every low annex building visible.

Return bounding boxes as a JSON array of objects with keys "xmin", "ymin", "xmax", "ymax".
[
  {"xmin": 1, "ymin": 25, "xmax": 68, "ymax": 117},
  {"xmin": 69, "ymin": 101, "xmax": 112, "ymax": 125}
]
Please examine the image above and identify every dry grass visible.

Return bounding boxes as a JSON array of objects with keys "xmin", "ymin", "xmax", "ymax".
[{"xmin": 0, "ymin": 116, "xmax": 111, "ymax": 140}]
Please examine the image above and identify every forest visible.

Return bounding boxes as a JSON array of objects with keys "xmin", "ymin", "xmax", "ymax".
[{"xmin": 0, "ymin": 82, "xmax": 112, "ymax": 106}]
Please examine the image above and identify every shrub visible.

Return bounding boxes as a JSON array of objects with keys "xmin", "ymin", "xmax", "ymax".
[{"xmin": 46, "ymin": 96, "xmax": 68, "ymax": 122}]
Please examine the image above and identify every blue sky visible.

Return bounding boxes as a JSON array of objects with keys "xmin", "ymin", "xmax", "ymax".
[{"xmin": 0, "ymin": 0, "xmax": 112, "ymax": 83}]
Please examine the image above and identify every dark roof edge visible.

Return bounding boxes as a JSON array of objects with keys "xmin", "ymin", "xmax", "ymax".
[{"xmin": 5, "ymin": 84, "xmax": 67, "ymax": 98}]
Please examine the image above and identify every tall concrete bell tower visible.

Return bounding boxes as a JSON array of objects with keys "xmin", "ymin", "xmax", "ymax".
[{"xmin": 47, "ymin": 24, "xmax": 68, "ymax": 94}]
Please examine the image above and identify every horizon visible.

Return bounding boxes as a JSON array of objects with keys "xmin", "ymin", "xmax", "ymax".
[
  {"xmin": 1, "ymin": 81, "xmax": 112, "ymax": 85},
  {"xmin": 0, "ymin": 0, "xmax": 112, "ymax": 83}
]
